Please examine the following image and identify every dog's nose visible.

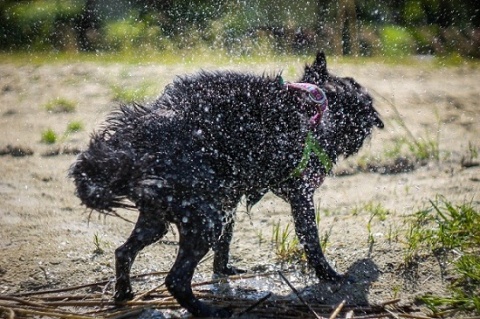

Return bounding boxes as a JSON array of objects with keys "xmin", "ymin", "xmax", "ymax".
[{"xmin": 374, "ymin": 114, "xmax": 384, "ymax": 128}]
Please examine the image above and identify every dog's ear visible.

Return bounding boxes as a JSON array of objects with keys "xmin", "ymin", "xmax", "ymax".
[
  {"xmin": 301, "ymin": 52, "xmax": 330, "ymax": 84},
  {"xmin": 314, "ymin": 51, "xmax": 328, "ymax": 75}
]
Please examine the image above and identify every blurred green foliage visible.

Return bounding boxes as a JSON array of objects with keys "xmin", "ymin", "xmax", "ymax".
[
  {"xmin": 0, "ymin": 0, "xmax": 479, "ymax": 57},
  {"xmin": 380, "ymin": 26, "xmax": 416, "ymax": 56}
]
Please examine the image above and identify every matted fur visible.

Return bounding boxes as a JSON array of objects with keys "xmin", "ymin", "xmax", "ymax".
[{"xmin": 70, "ymin": 52, "xmax": 383, "ymax": 317}]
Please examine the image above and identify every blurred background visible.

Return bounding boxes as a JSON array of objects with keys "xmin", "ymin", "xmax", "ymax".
[{"xmin": 0, "ymin": 0, "xmax": 479, "ymax": 58}]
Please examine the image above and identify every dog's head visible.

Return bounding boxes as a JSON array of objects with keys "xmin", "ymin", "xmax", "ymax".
[{"xmin": 301, "ymin": 52, "xmax": 383, "ymax": 157}]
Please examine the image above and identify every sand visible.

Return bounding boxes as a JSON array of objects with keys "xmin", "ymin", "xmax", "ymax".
[{"xmin": 0, "ymin": 57, "xmax": 479, "ymax": 317}]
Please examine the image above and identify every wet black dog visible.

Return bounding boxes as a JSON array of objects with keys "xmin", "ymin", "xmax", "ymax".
[{"xmin": 70, "ymin": 52, "xmax": 383, "ymax": 317}]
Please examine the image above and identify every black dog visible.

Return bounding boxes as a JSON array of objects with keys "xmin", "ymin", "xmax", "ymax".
[{"xmin": 70, "ymin": 52, "xmax": 383, "ymax": 317}]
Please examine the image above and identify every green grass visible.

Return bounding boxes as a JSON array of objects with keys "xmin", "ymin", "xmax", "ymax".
[
  {"xmin": 3, "ymin": 49, "xmax": 478, "ymax": 68},
  {"xmin": 271, "ymin": 222, "xmax": 304, "ymax": 263},
  {"xmin": 92, "ymin": 233, "xmax": 105, "ymax": 255},
  {"xmin": 352, "ymin": 201, "xmax": 390, "ymax": 244},
  {"xmin": 384, "ymin": 135, "xmax": 439, "ymax": 162},
  {"xmin": 110, "ymin": 81, "xmax": 158, "ymax": 103},
  {"xmin": 404, "ymin": 197, "xmax": 480, "ymax": 315},
  {"xmin": 40, "ymin": 128, "xmax": 57, "ymax": 144},
  {"xmin": 379, "ymin": 26, "xmax": 415, "ymax": 57},
  {"xmin": 65, "ymin": 120, "xmax": 83, "ymax": 135},
  {"xmin": 271, "ymin": 207, "xmax": 330, "ymax": 264},
  {"xmin": 375, "ymin": 93, "xmax": 441, "ymax": 163},
  {"xmin": 468, "ymin": 141, "xmax": 479, "ymax": 160},
  {"xmin": 40, "ymin": 121, "xmax": 83, "ymax": 145},
  {"xmin": 43, "ymin": 97, "xmax": 76, "ymax": 113}
]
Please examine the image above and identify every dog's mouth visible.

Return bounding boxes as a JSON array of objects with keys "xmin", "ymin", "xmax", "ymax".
[{"xmin": 285, "ymin": 82, "xmax": 328, "ymax": 126}]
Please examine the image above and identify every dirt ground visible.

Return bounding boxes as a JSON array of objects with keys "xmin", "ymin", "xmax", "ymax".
[{"xmin": 0, "ymin": 56, "xmax": 479, "ymax": 317}]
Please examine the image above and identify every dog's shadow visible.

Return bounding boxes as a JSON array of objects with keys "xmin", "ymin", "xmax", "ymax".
[
  {"xmin": 296, "ymin": 258, "xmax": 380, "ymax": 306},
  {"xmin": 211, "ymin": 258, "xmax": 380, "ymax": 313}
]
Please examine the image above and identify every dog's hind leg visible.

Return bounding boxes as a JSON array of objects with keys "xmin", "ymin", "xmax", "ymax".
[
  {"xmin": 166, "ymin": 209, "xmax": 232, "ymax": 318},
  {"xmin": 114, "ymin": 208, "xmax": 168, "ymax": 302},
  {"xmin": 287, "ymin": 189, "xmax": 343, "ymax": 282}
]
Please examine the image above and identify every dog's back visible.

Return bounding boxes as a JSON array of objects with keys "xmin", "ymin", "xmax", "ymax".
[{"xmin": 70, "ymin": 71, "xmax": 307, "ymax": 213}]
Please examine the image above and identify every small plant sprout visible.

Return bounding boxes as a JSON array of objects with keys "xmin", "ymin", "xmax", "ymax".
[
  {"xmin": 256, "ymin": 229, "xmax": 265, "ymax": 246},
  {"xmin": 93, "ymin": 233, "xmax": 105, "ymax": 255},
  {"xmin": 462, "ymin": 141, "xmax": 479, "ymax": 167},
  {"xmin": 363, "ymin": 202, "xmax": 389, "ymax": 244},
  {"xmin": 65, "ymin": 121, "xmax": 84, "ymax": 135},
  {"xmin": 320, "ymin": 225, "xmax": 333, "ymax": 250},
  {"xmin": 271, "ymin": 221, "xmax": 304, "ymax": 263},
  {"xmin": 41, "ymin": 128, "xmax": 57, "ymax": 144},
  {"xmin": 468, "ymin": 141, "xmax": 478, "ymax": 160}
]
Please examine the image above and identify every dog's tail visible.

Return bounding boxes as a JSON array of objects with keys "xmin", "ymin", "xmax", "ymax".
[
  {"xmin": 69, "ymin": 135, "xmax": 135, "ymax": 212},
  {"xmin": 69, "ymin": 105, "xmax": 148, "ymax": 212}
]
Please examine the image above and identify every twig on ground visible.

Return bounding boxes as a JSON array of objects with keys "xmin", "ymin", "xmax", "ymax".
[
  {"xmin": 378, "ymin": 299, "xmax": 401, "ymax": 307},
  {"xmin": 238, "ymin": 292, "xmax": 272, "ymax": 317},
  {"xmin": 277, "ymin": 270, "xmax": 324, "ymax": 319},
  {"xmin": 10, "ymin": 270, "xmax": 169, "ymax": 297},
  {"xmin": 133, "ymin": 283, "xmax": 166, "ymax": 301},
  {"xmin": 397, "ymin": 313, "xmax": 435, "ymax": 319},
  {"xmin": 329, "ymin": 300, "xmax": 346, "ymax": 319}
]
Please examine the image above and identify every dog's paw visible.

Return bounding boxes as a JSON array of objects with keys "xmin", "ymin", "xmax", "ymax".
[
  {"xmin": 210, "ymin": 307, "xmax": 233, "ymax": 318},
  {"xmin": 114, "ymin": 289, "xmax": 134, "ymax": 304},
  {"xmin": 214, "ymin": 265, "xmax": 246, "ymax": 276}
]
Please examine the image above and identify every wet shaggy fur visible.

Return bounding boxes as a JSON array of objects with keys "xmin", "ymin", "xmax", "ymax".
[{"xmin": 70, "ymin": 52, "xmax": 383, "ymax": 317}]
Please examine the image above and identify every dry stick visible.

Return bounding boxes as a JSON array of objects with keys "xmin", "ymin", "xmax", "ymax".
[
  {"xmin": 384, "ymin": 307, "xmax": 401, "ymax": 319},
  {"xmin": 352, "ymin": 315, "xmax": 393, "ymax": 319},
  {"xmin": 378, "ymin": 299, "xmax": 402, "ymax": 307},
  {"xmin": 11, "ymin": 270, "xmax": 169, "ymax": 297},
  {"xmin": 35, "ymin": 294, "xmax": 103, "ymax": 301},
  {"xmin": 277, "ymin": 271, "xmax": 324, "ymax": 319},
  {"xmin": 396, "ymin": 314, "xmax": 435, "ymax": 319},
  {"xmin": 0, "ymin": 295, "xmax": 54, "ymax": 309},
  {"xmin": 5, "ymin": 306, "xmax": 95, "ymax": 319},
  {"xmin": 107, "ymin": 308, "xmax": 146, "ymax": 319},
  {"xmin": 0, "ymin": 306, "xmax": 15, "ymax": 319},
  {"xmin": 237, "ymin": 292, "xmax": 272, "ymax": 317},
  {"xmin": 132, "ymin": 283, "xmax": 165, "ymax": 301},
  {"xmin": 328, "ymin": 300, "xmax": 346, "ymax": 319}
]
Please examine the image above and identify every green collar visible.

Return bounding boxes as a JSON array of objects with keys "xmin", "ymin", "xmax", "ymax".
[{"xmin": 291, "ymin": 131, "xmax": 333, "ymax": 177}]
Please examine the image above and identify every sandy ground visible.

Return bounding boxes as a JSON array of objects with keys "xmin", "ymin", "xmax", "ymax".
[{"xmin": 0, "ymin": 56, "xmax": 479, "ymax": 317}]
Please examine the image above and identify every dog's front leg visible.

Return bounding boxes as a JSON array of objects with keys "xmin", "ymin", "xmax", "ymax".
[
  {"xmin": 287, "ymin": 189, "xmax": 343, "ymax": 282},
  {"xmin": 213, "ymin": 212, "xmax": 246, "ymax": 276}
]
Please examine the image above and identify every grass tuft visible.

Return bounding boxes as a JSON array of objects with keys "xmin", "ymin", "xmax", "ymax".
[
  {"xmin": 405, "ymin": 196, "xmax": 480, "ymax": 315},
  {"xmin": 271, "ymin": 208, "xmax": 326, "ymax": 264},
  {"xmin": 92, "ymin": 233, "xmax": 105, "ymax": 255},
  {"xmin": 43, "ymin": 97, "xmax": 77, "ymax": 113},
  {"xmin": 110, "ymin": 81, "xmax": 157, "ymax": 103},
  {"xmin": 41, "ymin": 128, "xmax": 57, "ymax": 144},
  {"xmin": 65, "ymin": 121, "xmax": 83, "ymax": 135},
  {"xmin": 271, "ymin": 222, "xmax": 304, "ymax": 263}
]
